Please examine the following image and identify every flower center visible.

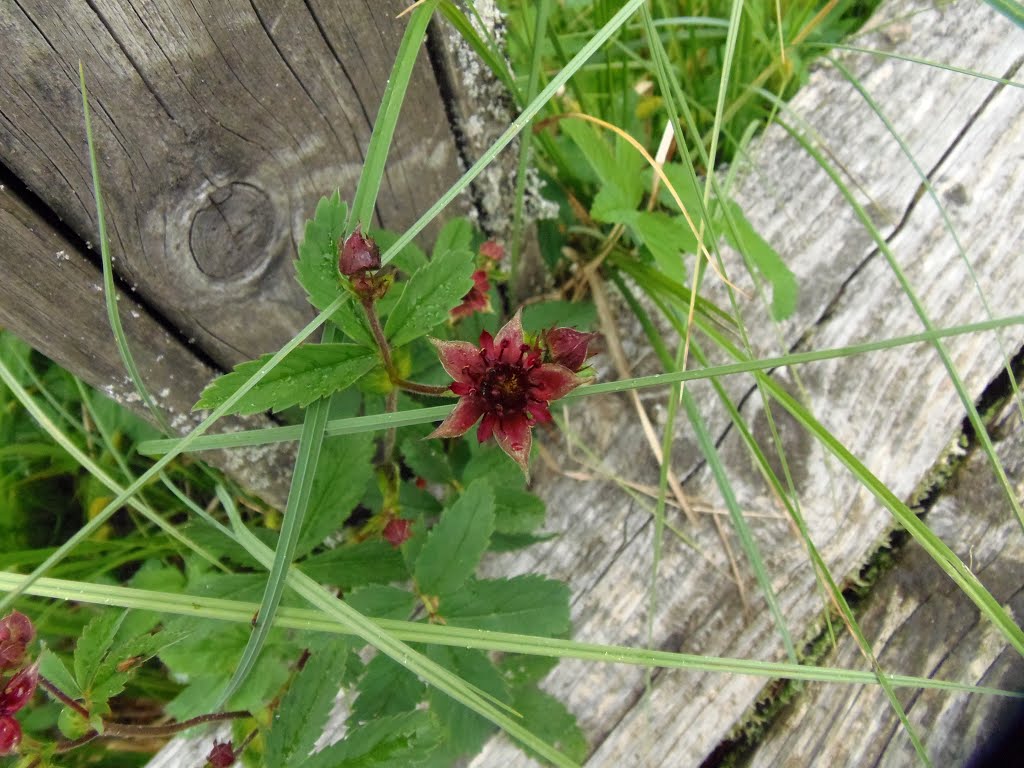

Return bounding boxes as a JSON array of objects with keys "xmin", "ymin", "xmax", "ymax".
[{"xmin": 479, "ymin": 362, "xmax": 530, "ymax": 413}]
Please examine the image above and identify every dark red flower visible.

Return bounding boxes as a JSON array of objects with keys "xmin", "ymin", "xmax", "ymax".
[
  {"xmin": 206, "ymin": 741, "xmax": 236, "ymax": 768},
  {"xmin": 428, "ymin": 310, "xmax": 585, "ymax": 475},
  {"xmin": 0, "ymin": 664, "xmax": 38, "ymax": 715},
  {"xmin": 0, "ymin": 612, "xmax": 34, "ymax": 671},
  {"xmin": 383, "ymin": 518, "xmax": 412, "ymax": 548},
  {"xmin": 339, "ymin": 226, "xmax": 381, "ymax": 276},
  {"xmin": 479, "ymin": 240, "xmax": 504, "ymax": 261},
  {"xmin": 451, "ymin": 270, "xmax": 492, "ymax": 320},
  {"xmin": 0, "ymin": 715, "xmax": 20, "ymax": 756},
  {"xmin": 543, "ymin": 327, "xmax": 598, "ymax": 372}
]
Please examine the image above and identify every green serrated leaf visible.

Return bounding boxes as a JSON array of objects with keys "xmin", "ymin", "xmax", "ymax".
[
  {"xmin": 305, "ymin": 711, "xmax": 438, "ymax": 768},
  {"xmin": 74, "ymin": 610, "xmax": 125, "ymax": 694},
  {"xmin": 499, "ymin": 653, "xmax": 559, "ymax": 687},
  {"xmin": 440, "ymin": 576, "xmax": 569, "ymax": 636},
  {"xmin": 432, "ymin": 217, "xmax": 475, "ymax": 258},
  {"xmin": 510, "ymin": 685, "xmax": 587, "ymax": 764},
  {"xmin": 462, "ymin": 446, "xmax": 524, "ymax": 490},
  {"xmin": 295, "ymin": 433, "xmax": 376, "ymax": 557},
  {"xmin": 372, "ymin": 228, "xmax": 428, "ymax": 274},
  {"xmin": 493, "ymin": 490, "xmax": 546, "ymax": 534},
  {"xmin": 427, "ymin": 646, "xmax": 508, "ymax": 758},
  {"xmin": 350, "ymin": 653, "xmax": 426, "ymax": 724},
  {"xmin": 489, "ymin": 530, "xmax": 559, "ymax": 552},
  {"xmin": 521, "ymin": 300, "xmax": 596, "ymax": 333},
  {"xmin": 400, "ymin": 436, "xmax": 454, "ymax": 484},
  {"xmin": 346, "ymin": 585, "xmax": 416, "ymax": 620},
  {"xmin": 629, "ymin": 210, "xmax": 699, "ymax": 284},
  {"xmin": 720, "ymin": 201, "xmax": 797, "ymax": 320},
  {"xmin": 301, "ymin": 541, "xmax": 408, "ymax": 589},
  {"xmin": 294, "ymin": 191, "xmax": 349, "ymax": 314},
  {"xmin": 38, "ymin": 648, "xmax": 82, "ymax": 701},
  {"xmin": 195, "ymin": 344, "xmax": 378, "ymax": 415},
  {"xmin": 384, "ymin": 249, "xmax": 476, "ymax": 348},
  {"xmin": 414, "ymin": 480, "xmax": 495, "ymax": 596},
  {"xmin": 266, "ymin": 643, "xmax": 350, "ymax": 768}
]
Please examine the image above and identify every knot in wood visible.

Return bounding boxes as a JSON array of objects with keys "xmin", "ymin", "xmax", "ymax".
[{"xmin": 188, "ymin": 182, "xmax": 276, "ymax": 281}]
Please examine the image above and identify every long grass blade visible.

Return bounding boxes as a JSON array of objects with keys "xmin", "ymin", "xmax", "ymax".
[
  {"xmin": 137, "ymin": 315, "xmax": 1024, "ymax": 454},
  {"xmin": 3, "ymin": 571, "xmax": 1019, "ymax": 699}
]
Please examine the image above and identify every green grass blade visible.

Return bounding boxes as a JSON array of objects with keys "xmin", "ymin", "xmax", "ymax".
[
  {"xmin": 769, "ymin": 110, "xmax": 1024, "ymax": 534},
  {"xmin": 79, "ymin": 65, "xmax": 171, "ymax": 436},
  {"xmin": 136, "ymin": 315, "xmax": 1024, "ymax": 455},
  {"xmin": 377, "ymin": 0, "xmax": 648, "ymax": 267},
  {"xmin": 3, "ymin": 571, "xmax": 1021, "ymax": 699},
  {"xmin": 984, "ymin": 0, "xmax": 1024, "ymax": 27},
  {"xmin": 798, "ymin": 43, "xmax": 1024, "ymax": 88},
  {"xmin": 826, "ymin": 55, "xmax": 1023, "ymax": 427}
]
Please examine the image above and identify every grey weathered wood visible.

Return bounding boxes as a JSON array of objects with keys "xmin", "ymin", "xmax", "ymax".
[
  {"xmin": 746, "ymin": 398, "xmax": 1024, "ymax": 767},
  {"xmin": 471, "ymin": 0, "xmax": 1024, "ymax": 765},
  {"xmin": 0, "ymin": 0, "xmax": 464, "ymax": 378},
  {"xmin": 0, "ymin": 180, "xmax": 295, "ymax": 507}
]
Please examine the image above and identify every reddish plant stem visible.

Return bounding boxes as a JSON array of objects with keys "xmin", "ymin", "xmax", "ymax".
[
  {"xmin": 361, "ymin": 298, "xmax": 394, "ymax": 376},
  {"xmin": 52, "ymin": 710, "xmax": 252, "ymax": 752},
  {"xmin": 394, "ymin": 379, "xmax": 452, "ymax": 396},
  {"xmin": 38, "ymin": 675, "xmax": 89, "ymax": 718}
]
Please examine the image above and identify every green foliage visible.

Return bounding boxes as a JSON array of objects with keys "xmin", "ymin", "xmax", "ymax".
[
  {"xmin": 265, "ymin": 641, "xmax": 352, "ymax": 768},
  {"xmin": 414, "ymin": 480, "xmax": 495, "ymax": 597},
  {"xmin": 195, "ymin": 345, "xmax": 379, "ymax": 415},
  {"xmin": 384, "ymin": 249, "xmax": 477, "ymax": 347}
]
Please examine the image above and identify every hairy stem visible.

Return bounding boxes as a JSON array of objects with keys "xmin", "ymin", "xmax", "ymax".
[{"xmin": 395, "ymin": 379, "xmax": 453, "ymax": 396}]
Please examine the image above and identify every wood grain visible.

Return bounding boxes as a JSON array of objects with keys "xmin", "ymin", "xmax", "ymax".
[
  {"xmin": 0, "ymin": 0, "xmax": 463, "ymax": 370},
  {"xmin": 746, "ymin": 399, "xmax": 1024, "ymax": 767},
  {"xmin": 0, "ymin": 177, "xmax": 295, "ymax": 507}
]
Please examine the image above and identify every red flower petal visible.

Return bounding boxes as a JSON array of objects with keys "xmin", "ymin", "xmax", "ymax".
[
  {"xmin": 383, "ymin": 518, "xmax": 413, "ymax": 548},
  {"xmin": 477, "ymin": 412, "xmax": 498, "ymax": 443},
  {"xmin": 427, "ymin": 397, "xmax": 484, "ymax": 439},
  {"xmin": 494, "ymin": 413, "xmax": 532, "ymax": 477},
  {"xmin": 528, "ymin": 364, "xmax": 581, "ymax": 401},
  {"xmin": 429, "ymin": 338, "xmax": 484, "ymax": 383},
  {"xmin": 479, "ymin": 240, "xmax": 504, "ymax": 261},
  {"xmin": 527, "ymin": 400, "xmax": 552, "ymax": 424},
  {"xmin": 493, "ymin": 310, "xmax": 526, "ymax": 364}
]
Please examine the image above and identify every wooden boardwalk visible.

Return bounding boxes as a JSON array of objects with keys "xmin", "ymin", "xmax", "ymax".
[
  {"xmin": 1, "ymin": 0, "xmax": 1020, "ymax": 765},
  {"xmin": 472, "ymin": 1, "xmax": 1024, "ymax": 765}
]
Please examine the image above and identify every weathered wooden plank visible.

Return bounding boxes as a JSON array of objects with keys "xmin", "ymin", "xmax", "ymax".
[
  {"xmin": 0, "ymin": 0, "xmax": 463, "ymax": 371},
  {"xmin": 747, "ymin": 399, "xmax": 1024, "ymax": 767},
  {"xmin": 471, "ymin": 0, "xmax": 1024, "ymax": 765},
  {"xmin": 0, "ymin": 178, "xmax": 295, "ymax": 507}
]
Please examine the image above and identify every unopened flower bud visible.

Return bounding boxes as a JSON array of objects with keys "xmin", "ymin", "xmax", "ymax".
[
  {"xmin": 0, "ymin": 715, "xmax": 20, "ymax": 756},
  {"xmin": 206, "ymin": 741, "xmax": 236, "ymax": 767},
  {"xmin": 544, "ymin": 328, "xmax": 597, "ymax": 372},
  {"xmin": 383, "ymin": 518, "xmax": 412, "ymax": 548},
  {"xmin": 0, "ymin": 664, "xmax": 38, "ymax": 715},
  {"xmin": 0, "ymin": 612, "xmax": 34, "ymax": 671},
  {"xmin": 479, "ymin": 240, "xmax": 504, "ymax": 261},
  {"xmin": 339, "ymin": 226, "xmax": 381, "ymax": 276}
]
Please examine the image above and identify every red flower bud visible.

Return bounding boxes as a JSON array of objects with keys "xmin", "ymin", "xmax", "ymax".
[
  {"xmin": 0, "ymin": 612, "xmax": 34, "ymax": 672},
  {"xmin": 0, "ymin": 664, "xmax": 38, "ymax": 715},
  {"xmin": 450, "ymin": 270, "xmax": 492, "ymax": 320},
  {"xmin": 544, "ymin": 328, "xmax": 597, "ymax": 372},
  {"xmin": 383, "ymin": 518, "xmax": 412, "ymax": 548},
  {"xmin": 0, "ymin": 715, "xmax": 21, "ymax": 756},
  {"xmin": 479, "ymin": 240, "xmax": 504, "ymax": 261},
  {"xmin": 339, "ymin": 226, "xmax": 381, "ymax": 276},
  {"xmin": 206, "ymin": 741, "xmax": 236, "ymax": 768}
]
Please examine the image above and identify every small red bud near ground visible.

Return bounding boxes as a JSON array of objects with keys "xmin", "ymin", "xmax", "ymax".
[
  {"xmin": 383, "ymin": 518, "xmax": 412, "ymax": 548},
  {"xmin": 0, "ymin": 715, "xmax": 21, "ymax": 756},
  {"xmin": 339, "ymin": 226, "xmax": 381, "ymax": 276},
  {"xmin": 0, "ymin": 664, "xmax": 38, "ymax": 715},
  {"xmin": 414, "ymin": 476, "xmax": 427, "ymax": 489},
  {"xmin": 479, "ymin": 240, "xmax": 504, "ymax": 261},
  {"xmin": 0, "ymin": 612, "xmax": 34, "ymax": 672},
  {"xmin": 206, "ymin": 741, "xmax": 236, "ymax": 768}
]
